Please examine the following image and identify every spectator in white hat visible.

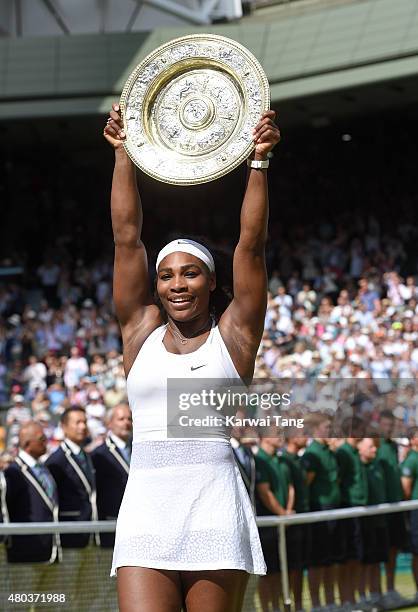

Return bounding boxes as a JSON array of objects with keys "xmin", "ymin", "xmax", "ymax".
[
  {"xmin": 85, "ymin": 390, "xmax": 106, "ymax": 439},
  {"xmin": 64, "ymin": 346, "xmax": 89, "ymax": 389},
  {"xmin": 6, "ymin": 394, "xmax": 32, "ymax": 448},
  {"xmin": 23, "ymin": 355, "xmax": 47, "ymax": 396}
]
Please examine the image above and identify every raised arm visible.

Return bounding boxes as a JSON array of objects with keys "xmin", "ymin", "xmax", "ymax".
[
  {"xmin": 219, "ymin": 111, "xmax": 281, "ymax": 380},
  {"xmin": 104, "ymin": 105, "xmax": 161, "ymax": 371}
]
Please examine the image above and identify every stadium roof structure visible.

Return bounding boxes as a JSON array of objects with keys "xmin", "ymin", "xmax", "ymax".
[
  {"xmin": 0, "ymin": 0, "xmax": 369, "ymax": 37},
  {"xmin": 0, "ymin": 0, "xmax": 244, "ymax": 35},
  {"xmin": 0, "ymin": 0, "xmax": 418, "ymax": 126}
]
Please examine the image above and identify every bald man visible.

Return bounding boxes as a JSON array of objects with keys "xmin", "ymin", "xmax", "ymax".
[
  {"xmin": 4, "ymin": 421, "xmax": 61, "ymax": 593},
  {"xmin": 91, "ymin": 403, "xmax": 132, "ymax": 547}
]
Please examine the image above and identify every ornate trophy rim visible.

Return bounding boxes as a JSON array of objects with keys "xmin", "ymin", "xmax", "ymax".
[{"xmin": 119, "ymin": 33, "xmax": 270, "ymax": 186}]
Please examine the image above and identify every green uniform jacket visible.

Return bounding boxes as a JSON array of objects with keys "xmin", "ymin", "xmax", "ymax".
[
  {"xmin": 365, "ymin": 459, "xmax": 387, "ymax": 527},
  {"xmin": 336, "ymin": 442, "xmax": 368, "ymax": 506},
  {"xmin": 281, "ymin": 449, "xmax": 309, "ymax": 513},
  {"xmin": 376, "ymin": 439, "xmax": 403, "ymax": 503},
  {"xmin": 255, "ymin": 447, "xmax": 291, "ymax": 514},
  {"xmin": 401, "ymin": 449, "xmax": 418, "ymax": 501},
  {"xmin": 301, "ymin": 440, "xmax": 341, "ymax": 509}
]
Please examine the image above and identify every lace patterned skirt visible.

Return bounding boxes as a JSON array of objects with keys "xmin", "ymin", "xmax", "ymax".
[{"xmin": 110, "ymin": 439, "xmax": 266, "ymax": 575}]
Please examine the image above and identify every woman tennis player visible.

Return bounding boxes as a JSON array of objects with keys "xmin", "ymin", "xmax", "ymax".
[{"xmin": 104, "ymin": 104, "xmax": 280, "ymax": 612}]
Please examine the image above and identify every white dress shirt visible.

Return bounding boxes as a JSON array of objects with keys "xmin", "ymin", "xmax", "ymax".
[
  {"xmin": 109, "ymin": 433, "xmax": 128, "ymax": 451},
  {"xmin": 18, "ymin": 449, "xmax": 37, "ymax": 468},
  {"xmin": 64, "ymin": 438, "xmax": 82, "ymax": 455}
]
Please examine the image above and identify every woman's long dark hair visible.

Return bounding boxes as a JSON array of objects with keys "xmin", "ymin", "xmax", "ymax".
[{"xmin": 151, "ymin": 234, "xmax": 233, "ymax": 323}]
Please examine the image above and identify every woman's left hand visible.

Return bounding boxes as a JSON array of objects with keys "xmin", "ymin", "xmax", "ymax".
[{"xmin": 253, "ymin": 110, "xmax": 281, "ymax": 159}]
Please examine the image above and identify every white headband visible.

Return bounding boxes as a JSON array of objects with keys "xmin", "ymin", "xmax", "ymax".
[{"xmin": 156, "ymin": 239, "xmax": 215, "ymax": 274}]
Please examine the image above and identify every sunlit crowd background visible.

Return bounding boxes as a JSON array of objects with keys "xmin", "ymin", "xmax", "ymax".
[
  {"xmin": 1, "ymin": 111, "xmax": 418, "ymax": 611},
  {"xmin": 1, "ymin": 211, "xmax": 417, "ymax": 453}
]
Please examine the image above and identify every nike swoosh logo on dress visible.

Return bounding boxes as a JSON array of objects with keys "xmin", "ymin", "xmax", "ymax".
[{"xmin": 190, "ymin": 364, "xmax": 207, "ymax": 371}]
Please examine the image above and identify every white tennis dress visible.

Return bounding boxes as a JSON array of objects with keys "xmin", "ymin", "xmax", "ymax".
[{"xmin": 110, "ymin": 322, "xmax": 266, "ymax": 575}]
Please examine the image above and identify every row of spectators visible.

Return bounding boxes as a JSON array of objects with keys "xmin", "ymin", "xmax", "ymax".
[
  {"xmin": 0, "ymin": 344, "xmax": 125, "ymax": 452},
  {"xmin": 1, "ymin": 111, "xmax": 417, "ymax": 611},
  {"xmin": 259, "ymin": 268, "xmax": 418, "ymax": 381},
  {"xmin": 2, "ymin": 404, "xmax": 418, "ymax": 612},
  {"xmin": 0, "ymin": 404, "xmax": 131, "ymax": 610},
  {"xmin": 248, "ymin": 411, "xmax": 418, "ymax": 612},
  {"xmin": 1, "ymin": 260, "xmax": 418, "ymax": 452}
]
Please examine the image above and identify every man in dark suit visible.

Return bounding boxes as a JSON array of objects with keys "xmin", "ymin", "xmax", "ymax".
[
  {"xmin": 46, "ymin": 406, "xmax": 97, "ymax": 547},
  {"xmin": 4, "ymin": 421, "xmax": 61, "ymax": 593},
  {"xmin": 45, "ymin": 406, "xmax": 98, "ymax": 609},
  {"xmin": 91, "ymin": 403, "xmax": 132, "ymax": 548},
  {"xmin": 230, "ymin": 410, "xmax": 257, "ymax": 510}
]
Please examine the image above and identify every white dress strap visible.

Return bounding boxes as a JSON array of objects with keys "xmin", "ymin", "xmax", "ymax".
[{"xmin": 212, "ymin": 326, "xmax": 242, "ymax": 381}]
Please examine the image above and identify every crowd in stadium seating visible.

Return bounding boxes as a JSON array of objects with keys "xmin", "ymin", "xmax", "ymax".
[
  {"xmin": 1, "ymin": 113, "xmax": 418, "ymax": 610},
  {"xmin": 1, "ymin": 203, "xmax": 418, "ymax": 452},
  {"xmin": 1, "ymin": 230, "xmax": 418, "ymax": 610}
]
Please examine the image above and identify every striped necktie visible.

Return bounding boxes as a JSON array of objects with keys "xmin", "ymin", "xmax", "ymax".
[
  {"xmin": 76, "ymin": 449, "xmax": 93, "ymax": 478},
  {"xmin": 33, "ymin": 463, "xmax": 57, "ymax": 503},
  {"xmin": 77, "ymin": 449, "xmax": 88, "ymax": 472},
  {"xmin": 76, "ymin": 449, "xmax": 95, "ymax": 486}
]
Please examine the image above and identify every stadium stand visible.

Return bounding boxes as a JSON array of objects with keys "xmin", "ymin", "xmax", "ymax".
[
  {"xmin": 1, "ymin": 105, "xmax": 418, "ymax": 610},
  {"xmin": 2, "ymin": 0, "xmax": 418, "ymax": 604}
]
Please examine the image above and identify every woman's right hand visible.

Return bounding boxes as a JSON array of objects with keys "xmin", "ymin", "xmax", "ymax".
[{"xmin": 103, "ymin": 103, "xmax": 126, "ymax": 149}]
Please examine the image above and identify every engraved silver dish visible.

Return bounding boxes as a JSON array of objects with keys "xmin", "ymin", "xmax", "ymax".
[{"xmin": 119, "ymin": 33, "xmax": 270, "ymax": 185}]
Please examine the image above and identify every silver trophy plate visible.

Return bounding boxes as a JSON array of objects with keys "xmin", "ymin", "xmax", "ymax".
[{"xmin": 120, "ymin": 33, "xmax": 270, "ymax": 185}]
